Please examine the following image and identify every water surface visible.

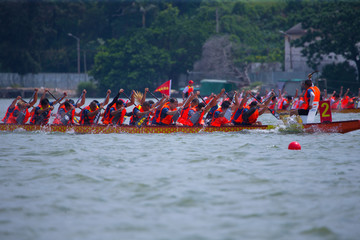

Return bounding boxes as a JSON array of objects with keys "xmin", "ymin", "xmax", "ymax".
[{"xmin": 1, "ymin": 99, "xmax": 360, "ymax": 240}]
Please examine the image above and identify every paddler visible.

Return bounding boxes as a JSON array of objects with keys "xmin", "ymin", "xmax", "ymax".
[
  {"xmin": 79, "ymin": 89, "xmax": 111, "ymax": 125},
  {"xmin": 236, "ymin": 92, "xmax": 274, "ymax": 125},
  {"xmin": 155, "ymin": 98, "xmax": 179, "ymax": 125},
  {"xmin": 290, "ymin": 79, "xmax": 320, "ymax": 117},
  {"xmin": 102, "ymin": 89, "xmax": 135, "ymax": 125},
  {"xmin": 231, "ymin": 90, "xmax": 250, "ymax": 125},
  {"xmin": 104, "ymin": 99, "xmax": 127, "ymax": 125},
  {"xmin": 30, "ymin": 90, "xmax": 66, "ymax": 125},
  {"xmin": 129, "ymin": 101, "xmax": 154, "ymax": 126},
  {"xmin": 177, "ymin": 91, "xmax": 200, "ymax": 126},
  {"xmin": 2, "ymin": 89, "xmax": 39, "ymax": 124},
  {"xmin": 53, "ymin": 100, "xmax": 75, "ymax": 125},
  {"xmin": 210, "ymin": 100, "xmax": 233, "ymax": 127}
]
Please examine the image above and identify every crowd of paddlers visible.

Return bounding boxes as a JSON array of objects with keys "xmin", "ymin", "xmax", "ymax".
[{"xmin": 1, "ymin": 79, "xmax": 359, "ymax": 127}]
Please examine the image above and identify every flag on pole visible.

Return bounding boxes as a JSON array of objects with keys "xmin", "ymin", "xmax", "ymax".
[{"xmin": 154, "ymin": 80, "xmax": 171, "ymax": 96}]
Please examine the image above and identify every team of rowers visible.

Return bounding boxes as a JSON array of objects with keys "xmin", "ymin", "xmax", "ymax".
[{"xmin": 2, "ymin": 79, "xmax": 359, "ymax": 127}]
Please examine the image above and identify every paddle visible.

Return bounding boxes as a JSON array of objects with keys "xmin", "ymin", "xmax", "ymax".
[
  {"xmin": 17, "ymin": 90, "xmax": 36, "ymax": 124},
  {"xmin": 47, "ymin": 90, "xmax": 66, "ymax": 106},
  {"xmin": 224, "ymin": 92, "xmax": 236, "ymax": 104},
  {"xmin": 172, "ymin": 94, "xmax": 192, "ymax": 123},
  {"xmin": 249, "ymin": 92, "xmax": 280, "ymax": 120},
  {"xmin": 148, "ymin": 91, "xmax": 160, "ymax": 101},
  {"xmin": 75, "ymin": 91, "xmax": 84, "ymax": 107},
  {"xmin": 223, "ymin": 92, "xmax": 235, "ymax": 120}
]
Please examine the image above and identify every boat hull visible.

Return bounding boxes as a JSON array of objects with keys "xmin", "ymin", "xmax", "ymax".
[
  {"xmin": 1, "ymin": 120, "xmax": 360, "ymax": 134},
  {"xmin": 267, "ymin": 108, "xmax": 360, "ymax": 114}
]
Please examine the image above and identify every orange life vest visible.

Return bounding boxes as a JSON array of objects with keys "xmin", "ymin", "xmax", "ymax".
[
  {"xmin": 53, "ymin": 105, "xmax": 75, "ymax": 125},
  {"xmin": 331, "ymin": 97, "xmax": 340, "ymax": 109},
  {"xmin": 302, "ymin": 86, "xmax": 320, "ymax": 110},
  {"xmin": 210, "ymin": 107, "xmax": 230, "ymax": 127},
  {"xmin": 79, "ymin": 105, "xmax": 98, "ymax": 125},
  {"xmin": 156, "ymin": 103, "xmax": 175, "ymax": 125},
  {"xmin": 341, "ymin": 96, "xmax": 355, "ymax": 109},
  {"xmin": 178, "ymin": 106, "xmax": 197, "ymax": 126},
  {"xmin": 7, "ymin": 106, "xmax": 31, "ymax": 124},
  {"xmin": 186, "ymin": 85, "xmax": 194, "ymax": 94},
  {"xmin": 268, "ymin": 99, "xmax": 277, "ymax": 110},
  {"xmin": 30, "ymin": 104, "xmax": 52, "ymax": 125},
  {"xmin": 130, "ymin": 105, "xmax": 144, "ymax": 125}
]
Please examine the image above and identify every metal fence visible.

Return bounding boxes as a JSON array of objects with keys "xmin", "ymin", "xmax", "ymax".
[{"xmin": 0, "ymin": 73, "xmax": 90, "ymax": 90}]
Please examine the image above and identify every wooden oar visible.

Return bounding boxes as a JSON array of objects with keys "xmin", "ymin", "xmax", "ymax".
[
  {"xmin": 223, "ymin": 92, "xmax": 235, "ymax": 120},
  {"xmin": 198, "ymin": 94, "xmax": 206, "ymax": 103},
  {"xmin": 173, "ymin": 94, "xmax": 192, "ymax": 123},
  {"xmin": 224, "ymin": 92, "xmax": 236, "ymax": 104},
  {"xmin": 75, "ymin": 92, "xmax": 84, "ymax": 107},
  {"xmin": 135, "ymin": 91, "xmax": 168, "ymax": 128},
  {"xmin": 249, "ymin": 92, "xmax": 280, "ymax": 120},
  {"xmin": 17, "ymin": 90, "xmax": 36, "ymax": 124},
  {"xmin": 148, "ymin": 91, "xmax": 160, "ymax": 101},
  {"xmin": 47, "ymin": 90, "xmax": 65, "ymax": 106}
]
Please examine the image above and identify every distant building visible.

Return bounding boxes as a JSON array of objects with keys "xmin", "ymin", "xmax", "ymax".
[{"xmin": 282, "ymin": 23, "xmax": 349, "ymax": 72}]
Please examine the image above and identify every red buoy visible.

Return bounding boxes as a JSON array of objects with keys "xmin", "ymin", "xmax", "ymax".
[{"xmin": 288, "ymin": 141, "xmax": 301, "ymax": 150}]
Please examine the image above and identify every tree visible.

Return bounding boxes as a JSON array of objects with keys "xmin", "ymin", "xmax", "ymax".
[
  {"xmin": 295, "ymin": 1, "xmax": 360, "ymax": 81},
  {"xmin": 90, "ymin": 33, "xmax": 171, "ymax": 93},
  {"xmin": 321, "ymin": 62, "xmax": 358, "ymax": 92}
]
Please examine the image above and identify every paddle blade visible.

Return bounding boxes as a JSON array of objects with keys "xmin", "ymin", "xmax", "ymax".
[
  {"xmin": 190, "ymin": 112, "xmax": 200, "ymax": 124},
  {"xmin": 135, "ymin": 114, "xmax": 148, "ymax": 128},
  {"xmin": 16, "ymin": 111, "xmax": 26, "ymax": 124},
  {"xmin": 224, "ymin": 108, "xmax": 232, "ymax": 120},
  {"xmin": 172, "ymin": 110, "xmax": 181, "ymax": 122},
  {"xmin": 268, "ymin": 108, "xmax": 280, "ymax": 120}
]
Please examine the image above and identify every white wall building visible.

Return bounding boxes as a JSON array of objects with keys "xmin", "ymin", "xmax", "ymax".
[{"xmin": 282, "ymin": 23, "xmax": 350, "ymax": 73}]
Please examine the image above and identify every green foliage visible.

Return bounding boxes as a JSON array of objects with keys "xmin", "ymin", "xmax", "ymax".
[
  {"xmin": 294, "ymin": 1, "xmax": 360, "ymax": 80},
  {"xmin": 321, "ymin": 62, "xmax": 358, "ymax": 92},
  {"xmin": 77, "ymin": 81, "xmax": 98, "ymax": 97},
  {"xmin": 2, "ymin": 0, "xmax": 359, "ymax": 89}
]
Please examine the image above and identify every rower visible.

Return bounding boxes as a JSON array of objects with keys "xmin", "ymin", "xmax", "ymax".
[
  {"xmin": 2, "ymin": 89, "xmax": 38, "ymax": 124},
  {"xmin": 129, "ymin": 101, "xmax": 154, "ymax": 126},
  {"xmin": 102, "ymin": 89, "xmax": 135, "ymax": 125},
  {"xmin": 290, "ymin": 79, "xmax": 320, "ymax": 123},
  {"xmin": 155, "ymin": 98, "xmax": 179, "ymax": 125},
  {"xmin": 79, "ymin": 100, "xmax": 101, "ymax": 125},
  {"xmin": 177, "ymin": 92, "xmax": 200, "ymax": 126},
  {"xmin": 210, "ymin": 100, "xmax": 233, "ymax": 127},
  {"xmin": 30, "ymin": 90, "xmax": 66, "ymax": 125},
  {"xmin": 53, "ymin": 100, "xmax": 75, "ymax": 125},
  {"xmin": 236, "ymin": 92, "xmax": 273, "ymax": 126},
  {"xmin": 104, "ymin": 99, "xmax": 127, "ymax": 125}
]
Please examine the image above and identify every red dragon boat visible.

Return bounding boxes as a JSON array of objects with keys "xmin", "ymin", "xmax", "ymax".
[
  {"xmin": 267, "ymin": 108, "xmax": 360, "ymax": 114},
  {"xmin": 1, "ymin": 120, "xmax": 360, "ymax": 134}
]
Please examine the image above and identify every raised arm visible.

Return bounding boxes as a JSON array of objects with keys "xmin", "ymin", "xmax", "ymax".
[
  {"xmin": 140, "ymin": 88, "xmax": 149, "ymax": 105},
  {"xmin": 76, "ymin": 89, "xmax": 87, "ymax": 108},
  {"xmin": 28, "ymin": 88, "xmax": 39, "ymax": 108},
  {"xmin": 100, "ymin": 89, "xmax": 111, "ymax": 108},
  {"xmin": 53, "ymin": 92, "xmax": 67, "ymax": 105}
]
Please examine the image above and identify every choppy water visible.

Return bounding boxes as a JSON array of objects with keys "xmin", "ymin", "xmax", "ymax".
[{"xmin": 1, "ymin": 99, "xmax": 360, "ymax": 240}]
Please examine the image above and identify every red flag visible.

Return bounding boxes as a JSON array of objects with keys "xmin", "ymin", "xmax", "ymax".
[{"xmin": 154, "ymin": 80, "xmax": 171, "ymax": 96}]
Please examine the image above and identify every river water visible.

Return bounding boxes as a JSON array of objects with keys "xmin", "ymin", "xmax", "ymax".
[{"xmin": 1, "ymin": 98, "xmax": 360, "ymax": 240}]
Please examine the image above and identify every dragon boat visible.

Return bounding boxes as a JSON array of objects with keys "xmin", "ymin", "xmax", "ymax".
[
  {"xmin": 1, "ymin": 120, "xmax": 360, "ymax": 134},
  {"xmin": 267, "ymin": 108, "xmax": 360, "ymax": 114}
]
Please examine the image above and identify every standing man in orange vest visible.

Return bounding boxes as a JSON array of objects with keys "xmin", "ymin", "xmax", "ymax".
[
  {"xmin": 290, "ymin": 79, "xmax": 320, "ymax": 117},
  {"xmin": 182, "ymin": 80, "xmax": 194, "ymax": 100}
]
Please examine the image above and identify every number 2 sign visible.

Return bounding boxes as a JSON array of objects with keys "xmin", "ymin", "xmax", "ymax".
[{"xmin": 319, "ymin": 100, "xmax": 332, "ymax": 123}]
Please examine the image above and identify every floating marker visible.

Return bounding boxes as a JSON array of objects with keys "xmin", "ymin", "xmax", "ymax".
[{"xmin": 288, "ymin": 141, "xmax": 301, "ymax": 150}]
